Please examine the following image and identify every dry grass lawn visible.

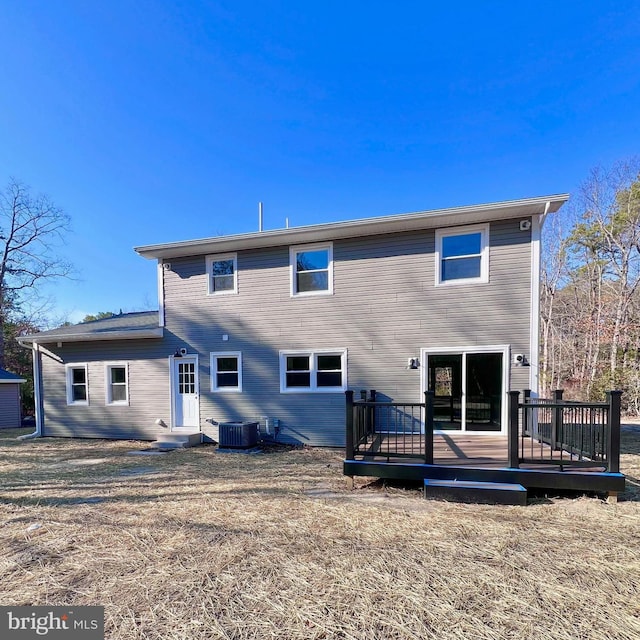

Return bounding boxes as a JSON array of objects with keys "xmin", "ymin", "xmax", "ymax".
[{"xmin": 1, "ymin": 428, "xmax": 640, "ymax": 639}]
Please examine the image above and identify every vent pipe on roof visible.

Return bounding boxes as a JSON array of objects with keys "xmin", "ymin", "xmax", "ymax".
[{"xmin": 259, "ymin": 202, "xmax": 263, "ymax": 232}]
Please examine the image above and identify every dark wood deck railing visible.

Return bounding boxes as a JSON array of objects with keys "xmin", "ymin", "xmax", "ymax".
[
  {"xmin": 345, "ymin": 390, "xmax": 434, "ymax": 463},
  {"xmin": 347, "ymin": 388, "xmax": 622, "ymax": 474},
  {"xmin": 508, "ymin": 390, "xmax": 622, "ymax": 472}
]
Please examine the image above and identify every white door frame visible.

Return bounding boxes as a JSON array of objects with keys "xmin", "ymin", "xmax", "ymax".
[
  {"xmin": 420, "ymin": 345, "xmax": 510, "ymax": 435},
  {"xmin": 169, "ymin": 354, "xmax": 201, "ymax": 431}
]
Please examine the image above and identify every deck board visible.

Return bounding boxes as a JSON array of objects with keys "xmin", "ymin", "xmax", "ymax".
[
  {"xmin": 434, "ymin": 434, "xmax": 508, "ymax": 466},
  {"xmin": 359, "ymin": 433, "xmax": 508, "ymax": 465}
]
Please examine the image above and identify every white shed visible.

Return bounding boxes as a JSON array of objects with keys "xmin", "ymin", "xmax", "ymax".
[{"xmin": 0, "ymin": 369, "xmax": 25, "ymax": 428}]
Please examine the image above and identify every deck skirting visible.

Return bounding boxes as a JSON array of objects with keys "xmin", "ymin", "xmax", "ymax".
[{"xmin": 344, "ymin": 459, "xmax": 625, "ymax": 494}]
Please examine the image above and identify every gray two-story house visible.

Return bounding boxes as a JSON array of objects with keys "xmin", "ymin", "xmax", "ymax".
[{"xmin": 20, "ymin": 194, "xmax": 569, "ymax": 447}]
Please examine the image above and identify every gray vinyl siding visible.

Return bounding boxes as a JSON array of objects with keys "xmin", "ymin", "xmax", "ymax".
[
  {"xmin": 0, "ymin": 384, "xmax": 21, "ymax": 428},
  {"xmin": 162, "ymin": 219, "xmax": 533, "ymax": 446},
  {"xmin": 39, "ymin": 340, "xmax": 171, "ymax": 440}
]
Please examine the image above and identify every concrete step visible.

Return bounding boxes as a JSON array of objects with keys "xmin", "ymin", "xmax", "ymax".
[
  {"xmin": 155, "ymin": 432, "xmax": 202, "ymax": 449},
  {"xmin": 424, "ymin": 478, "xmax": 527, "ymax": 505}
]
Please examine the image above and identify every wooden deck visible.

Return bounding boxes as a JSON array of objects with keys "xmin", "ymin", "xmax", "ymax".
[
  {"xmin": 345, "ymin": 391, "xmax": 625, "ymax": 499},
  {"xmin": 346, "ymin": 432, "xmax": 625, "ymax": 495}
]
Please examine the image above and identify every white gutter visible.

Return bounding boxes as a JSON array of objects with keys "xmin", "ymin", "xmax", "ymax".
[
  {"xmin": 157, "ymin": 260, "xmax": 165, "ymax": 327},
  {"xmin": 538, "ymin": 198, "xmax": 553, "ymax": 230},
  {"xmin": 18, "ymin": 342, "xmax": 43, "ymax": 440}
]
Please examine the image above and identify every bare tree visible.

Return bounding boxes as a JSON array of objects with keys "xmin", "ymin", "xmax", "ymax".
[
  {"xmin": 0, "ymin": 179, "xmax": 72, "ymax": 368},
  {"xmin": 541, "ymin": 158, "xmax": 640, "ymax": 413},
  {"xmin": 540, "ymin": 204, "xmax": 572, "ymax": 395}
]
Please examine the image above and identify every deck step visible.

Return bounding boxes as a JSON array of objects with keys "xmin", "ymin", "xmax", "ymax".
[
  {"xmin": 155, "ymin": 432, "xmax": 202, "ymax": 449},
  {"xmin": 423, "ymin": 478, "xmax": 527, "ymax": 505}
]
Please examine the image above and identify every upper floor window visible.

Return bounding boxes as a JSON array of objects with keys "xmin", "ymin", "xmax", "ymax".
[
  {"xmin": 290, "ymin": 243, "xmax": 333, "ymax": 296},
  {"xmin": 279, "ymin": 349, "xmax": 347, "ymax": 393},
  {"xmin": 66, "ymin": 364, "xmax": 89, "ymax": 405},
  {"xmin": 105, "ymin": 363, "xmax": 129, "ymax": 405},
  {"xmin": 211, "ymin": 352, "xmax": 242, "ymax": 392},
  {"xmin": 435, "ymin": 224, "xmax": 489, "ymax": 285},
  {"xmin": 206, "ymin": 253, "xmax": 237, "ymax": 295}
]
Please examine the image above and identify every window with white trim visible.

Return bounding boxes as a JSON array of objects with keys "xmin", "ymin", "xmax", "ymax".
[
  {"xmin": 206, "ymin": 253, "xmax": 238, "ymax": 295},
  {"xmin": 279, "ymin": 350, "xmax": 347, "ymax": 393},
  {"xmin": 290, "ymin": 243, "xmax": 333, "ymax": 296},
  {"xmin": 211, "ymin": 352, "xmax": 242, "ymax": 392},
  {"xmin": 66, "ymin": 364, "xmax": 89, "ymax": 405},
  {"xmin": 106, "ymin": 363, "xmax": 129, "ymax": 405},
  {"xmin": 435, "ymin": 224, "xmax": 489, "ymax": 285}
]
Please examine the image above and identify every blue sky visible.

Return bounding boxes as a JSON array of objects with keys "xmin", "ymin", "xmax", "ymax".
[{"xmin": 1, "ymin": 1, "xmax": 639, "ymax": 324}]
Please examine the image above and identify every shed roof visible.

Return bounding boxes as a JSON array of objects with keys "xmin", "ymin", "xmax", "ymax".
[
  {"xmin": 0, "ymin": 368, "xmax": 26, "ymax": 384},
  {"xmin": 134, "ymin": 194, "xmax": 569, "ymax": 260}
]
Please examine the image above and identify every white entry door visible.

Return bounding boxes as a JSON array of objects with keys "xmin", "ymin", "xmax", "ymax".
[{"xmin": 172, "ymin": 356, "xmax": 200, "ymax": 428}]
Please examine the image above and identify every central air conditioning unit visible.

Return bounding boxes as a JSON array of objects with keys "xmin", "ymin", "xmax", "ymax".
[{"xmin": 218, "ymin": 421, "xmax": 259, "ymax": 449}]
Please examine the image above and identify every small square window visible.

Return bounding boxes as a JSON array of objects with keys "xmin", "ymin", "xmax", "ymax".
[
  {"xmin": 66, "ymin": 364, "xmax": 89, "ymax": 405},
  {"xmin": 290, "ymin": 243, "xmax": 333, "ymax": 296},
  {"xmin": 106, "ymin": 363, "xmax": 129, "ymax": 405},
  {"xmin": 316, "ymin": 354, "xmax": 343, "ymax": 387},
  {"xmin": 435, "ymin": 225, "xmax": 489, "ymax": 285},
  {"xmin": 211, "ymin": 352, "xmax": 242, "ymax": 392},
  {"xmin": 206, "ymin": 253, "xmax": 238, "ymax": 295},
  {"xmin": 286, "ymin": 355, "xmax": 311, "ymax": 387}
]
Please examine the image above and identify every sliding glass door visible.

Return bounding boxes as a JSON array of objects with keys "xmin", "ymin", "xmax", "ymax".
[{"xmin": 424, "ymin": 348, "xmax": 505, "ymax": 433}]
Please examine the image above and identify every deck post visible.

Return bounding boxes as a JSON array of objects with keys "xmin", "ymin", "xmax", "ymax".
[
  {"xmin": 424, "ymin": 390, "xmax": 434, "ymax": 465},
  {"xmin": 369, "ymin": 389, "xmax": 377, "ymax": 434},
  {"xmin": 360, "ymin": 390, "xmax": 369, "ymax": 440},
  {"xmin": 345, "ymin": 390, "xmax": 354, "ymax": 460},
  {"xmin": 552, "ymin": 389, "xmax": 564, "ymax": 450},
  {"xmin": 606, "ymin": 390, "xmax": 622, "ymax": 474},
  {"xmin": 508, "ymin": 390, "xmax": 520, "ymax": 468},
  {"xmin": 523, "ymin": 389, "xmax": 531, "ymax": 436}
]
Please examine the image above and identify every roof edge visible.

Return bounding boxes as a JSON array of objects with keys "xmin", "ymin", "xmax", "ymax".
[
  {"xmin": 18, "ymin": 327, "xmax": 164, "ymax": 345},
  {"xmin": 134, "ymin": 194, "xmax": 570, "ymax": 260}
]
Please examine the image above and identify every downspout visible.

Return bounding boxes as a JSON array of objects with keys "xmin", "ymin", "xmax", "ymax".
[
  {"xmin": 529, "ymin": 201, "xmax": 551, "ymax": 397},
  {"xmin": 539, "ymin": 200, "xmax": 551, "ymax": 231},
  {"xmin": 17, "ymin": 341, "xmax": 43, "ymax": 440}
]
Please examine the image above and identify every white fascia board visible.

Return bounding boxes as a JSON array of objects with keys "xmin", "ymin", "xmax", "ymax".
[
  {"xmin": 135, "ymin": 194, "xmax": 570, "ymax": 260},
  {"xmin": 18, "ymin": 327, "xmax": 164, "ymax": 345},
  {"xmin": 0, "ymin": 378, "xmax": 27, "ymax": 383}
]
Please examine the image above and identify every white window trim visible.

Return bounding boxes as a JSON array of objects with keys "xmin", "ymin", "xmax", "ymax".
[
  {"xmin": 289, "ymin": 242, "xmax": 334, "ymax": 297},
  {"xmin": 105, "ymin": 362, "xmax": 129, "ymax": 406},
  {"xmin": 206, "ymin": 252, "xmax": 238, "ymax": 295},
  {"xmin": 279, "ymin": 349, "xmax": 347, "ymax": 393},
  {"xmin": 210, "ymin": 351, "xmax": 243, "ymax": 393},
  {"xmin": 435, "ymin": 223, "xmax": 489, "ymax": 286},
  {"xmin": 65, "ymin": 363, "xmax": 89, "ymax": 406}
]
